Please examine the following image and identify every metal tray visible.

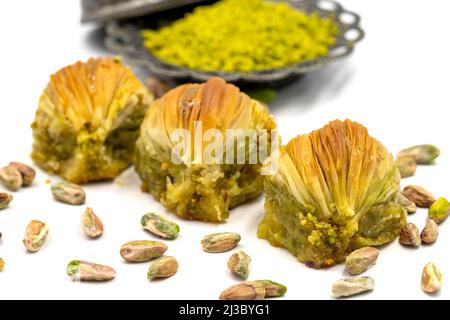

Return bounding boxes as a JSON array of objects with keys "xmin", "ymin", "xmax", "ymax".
[{"xmin": 104, "ymin": 0, "xmax": 365, "ymax": 84}]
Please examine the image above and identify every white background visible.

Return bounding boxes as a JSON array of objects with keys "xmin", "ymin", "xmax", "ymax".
[{"xmin": 0, "ymin": 0, "xmax": 449, "ymax": 300}]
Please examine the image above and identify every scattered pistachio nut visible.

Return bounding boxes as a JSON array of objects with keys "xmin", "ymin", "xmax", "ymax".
[
  {"xmin": 9, "ymin": 162, "xmax": 36, "ymax": 186},
  {"xmin": 228, "ymin": 251, "xmax": 251, "ymax": 279},
  {"xmin": 146, "ymin": 77, "xmax": 171, "ymax": 99},
  {"xmin": 428, "ymin": 197, "xmax": 450, "ymax": 224},
  {"xmin": 399, "ymin": 223, "xmax": 421, "ymax": 247},
  {"xmin": 398, "ymin": 193, "xmax": 417, "ymax": 214},
  {"xmin": 81, "ymin": 207, "xmax": 104, "ymax": 238},
  {"xmin": 396, "ymin": 157, "xmax": 417, "ymax": 178},
  {"xmin": 0, "ymin": 192, "xmax": 13, "ymax": 210},
  {"xmin": 51, "ymin": 181, "xmax": 86, "ymax": 205},
  {"xmin": 120, "ymin": 240, "xmax": 168, "ymax": 262},
  {"xmin": 0, "ymin": 258, "xmax": 4, "ymax": 272},
  {"xmin": 67, "ymin": 260, "xmax": 116, "ymax": 282},
  {"xmin": 421, "ymin": 220, "xmax": 439, "ymax": 244},
  {"xmin": 421, "ymin": 262, "xmax": 442, "ymax": 294},
  {"xmin": 201, "ymin": 232, "xmax": 241, "ymax": 253},
  {"xmin": 141, "ymin": 213, "xmax": 180, "ymax": 240},
  {"xmin": 254, "ymin": 280, "xmax": 287, "ymax": 298},
  {"xmin": 220, "ymin": 282, "xmax": 266, "ymax": 300},
  {"xmin": 147, "ymin": 256, "xmax": 178, "ymax": 280},
  {"xmin": 23, "ymin": 220, "xmax": 49, "ymax": 252},
  {"xmin": 403, "ymin": 185, "xmax": 436, "ymax": 208},
  {"xmin": 332, "ymin": 277, "xmax": 375, "ymax": 298},
  {"xmin": 0, "ymin": 166, "xmax": 23, "ymax": 191},
  {"xmin": 345, "ymin": 247, "xmax": 380, "ymax": 275},
  {"xmin": 397, "ymin": 144, "xmax": 440, "ymax": 165}
]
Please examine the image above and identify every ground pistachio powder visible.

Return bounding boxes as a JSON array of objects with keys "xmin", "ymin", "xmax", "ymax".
[{"xmin": 141, "ymin": 0, "xmax": 339, "ymax": 72}]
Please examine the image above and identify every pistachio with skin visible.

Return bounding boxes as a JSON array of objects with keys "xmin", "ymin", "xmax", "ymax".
[
  {"xmin": 51, "ymin": 181, "xmax": 86, "ymax": 205},
  {"xmin": 332, "ymin": 277, "xmax": 375, "ymax": 298},
  {"xmin": 220, "ymin": 282, "xmax": 266, "ymax": 300},
  {"xmin": 399, "ymin": 223, "xmax": 421, "ymax": 247},
  {"xmin": 147, "ymin": 256, "xmax": 178, "ymax": 280},
  {"xmin": 67, "ymin": 260, "xmax": 116, "ymax": 282},
  {"xmin": 396, "ymin": 157, "xmax": 417, "ymax": 178},
  {"xmin": 0, "ymin": 258, "xmax": 5, "ymax": 272},
  {"xmin": 23, "ymin": 220, "xmax": 49, "ymax": 252},
  {"xmin": 428, "ymin": 197, "xmax": 450, "ymax": 224},
  {"xmin": 0, "ymin": 166, "xmax": 22, "ymax": 191},
  {"xmin": 420, "ymin": 220, "xmax": 438, "ymax": 244},
  {"xmin": 201, "ymin": 232, "xmax": 241, "ymax": 253},
  {"xmin": 345, "ymin": 247, "xmax": 380, "ymax": 275},
  {"xmin": 421, "ymin": 262, "xmax": 442, "ymax": 293},
  {"xmin": 254, "ymin": 280, "xmax": 287, "ymax": 298},
  {"xmin": 81, "ymin": 207, "xmax": 104, "ymax": 238},
  {"xmin": 228, "ymin": 251, "xmax": 251, "ymax": 279},
  {"xmin": 9, "ymin": 162, "xmax": 36, "ymax": 186},
  {"xmin": 397, "ymin": 145, "xmax": 440, "ymax": 165},
  {"xmin": 0, "ymin": 193, "xmax": 13, "ymax": 210},
  {"xmin": 120, "ymin": 240, "xmax": 167, "ymax": 262},
  {"xmin": 403, "ymin": 185, "xmax": 436, "ymax": 208},
  {"xmin": 141, "ymin": 213, "xmax": 179, "ymax": 240},
  {"xmin": 398, "ymin": 193, "xmax": 417, "ymax": 214}
]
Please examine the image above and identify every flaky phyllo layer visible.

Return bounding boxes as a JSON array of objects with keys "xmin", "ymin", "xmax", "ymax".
[
  {"xmin": 32, "ymin": 58, "xmax": 153, "ymax": 183},
  {"xmin": 258, "ymin": 120, "xmax": 406, "ymax": 268},
  {"xmin": 135, "ymin": 77, "xmax": 277, "ymax": 222}
]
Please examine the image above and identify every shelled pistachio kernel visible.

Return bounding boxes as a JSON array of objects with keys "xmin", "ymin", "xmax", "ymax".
[
  {"xmin": 141, "ymin": 213, "xmax": 179, "ymax": 240},
  {"xmin": 201, "ymin": 232, "xmax": 241, "ymax": 253},
  {"xmin": 396, "ymin": 157, "xmax": 417, "ymax": 178},
  {"xmin": 120, "ymin": 240, "xmax": 167, "ymax": 263},
  {"xmin": 399, "ymin": 223, "xmax": 421, "ymax": 247},
  {"xmin": 67, "ymin": 260, "xmax": 116, "ymax": 282},
  {"xmin": 403, "ymin": 185, "xmax": 436, "ymax": 208},
  {"xmin": 81, "ymin": 208, "xmax": 104, "ymax": 238},
  {"xmin": 23, "ymin": 220, "xmax": 49, "ymax": 252},
  {"xmin": 0, "ymin": 166, "xmax": 22, "ymax": 191},
  {"xmin": 220, "ymin": 282, "xmax": 266, "ymax": 300},
  {"xmin": 9, "ymin": 162, "xmax": 36, "ymax": 186},
  {"xmin": 228, "ymin": 251, "xmax": 251, "ymax": 279},
  {"xmin": 255, "ymin": 280, "xmax": 287, "ymax": 298},
  {"xmin": 0, "ymin": 258, "xmax": 5, "ymax": 272},
  {"xmin": 0, "ymin": 193, "xmax": 13, "ymax": 210},
  {"xmin": 51, "ymin": 181, "xmax": 86, "ymax": 205},
  {"xmin": 421, "ymin": 220, "xmax": 438, "ymax": 244},
  {"xmin": 421, "ymin": 262, "xmax": 442, "ymax": 293},
  {"xmin": 428, "ymin": 197, "xmax": 450, "ymax": 224},
  {"xmin": 147, "ymin": 256, "xmax": 178, "ymax": 280},
  {"xmin": 399, "ymin": 193, "xmax": 417, "ymax": 214},
  {"xmin": 397, "ymin": 144, "xmax": 440, "ymax": 165},
  {"xmin": 332, "ymin": 277, "xmax": 375, "ymax": 298},
  {"xmin": 345, "ymin": 247, "xmax": 380, "ymax": 275}
]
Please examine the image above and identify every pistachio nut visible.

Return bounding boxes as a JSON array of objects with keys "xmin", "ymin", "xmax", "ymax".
[
  {"xmin": 141, "ymin": 213, "xmax": 179, "ymax": 240},
  {"xmin": 67, "ymin": 260, "xmax": 116, "ymax": 282},
  {"xmin": 0, "ymin": 192, "xmax": 13, "ymax": 210},
  {"xmin": 428, "ymin": 197, "xmax": 450, "ymax": 224},
  {"xmin": 399, "ymin": 223, "xmax": 421, "ymax": 247},
  {"xmin": 421, "ymin": 262, "xmax": 442, "ymax": 293},
  {"xmin": 403, "ymin": 185, "xmax": 436, "ymax": 208},
  {"xmin": 51, "ymin": 181, "xmax": 86, "ymax": 205},
  {"xmin": 227, "ymin": 251, "xmax": 251, "ymax": 279},
  {"xmin": 120, "ymin": 240, "xmax": 168, "ymax": 263},
  {"xmin": 254, "ymin": 280, "xmax": 287, "ymax": 298},
  {"xmin": 220, "ymin": 282, "xmax": 266, "ymax": 300},
  {"xmin": 9, "ymin": 162, "xmax": 36, "ymax": 186},
  {"xmin": 397, "ymin": 145, "xmax": 440, "ymax": 165},
  {"xmin": 398, "ymin": 193, "xmax": 417, "ymax": 214},
  {"xmin": 421, "ymin": 219, "xmax": 439, "ymax": 244},
  {"xmin": 201, "ymin": 232, "xmax": 241, "ymax": 253},
  {"xmin": 332, "ymin": 277, "xmax": 375, "ymax": 298},
  {"xmin": 345, "ymin": 247, "xmax": 380, "ymax": 275},
  {"xmin": 396, "ymin": 157, "xmax": 417, "ymax": 178},
  {"xmin": 23, "ymin": 220, "xmax": 49, "ymax": 252},
  {"xmin": 81, "ymin": 207, "xmax": 104, "ymax": 238},
  {"xmin": 0, "ymin": 166, "xmax": 23, "ymax": 191},
  {"xmin": 147, "ymin": 256, "xmax": 178, "ymax": 280}
]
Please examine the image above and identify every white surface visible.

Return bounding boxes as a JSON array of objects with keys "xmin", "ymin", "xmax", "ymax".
[{"xmin": 0, "ymin": 0, "xmax": 449, "ymax": 300}]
